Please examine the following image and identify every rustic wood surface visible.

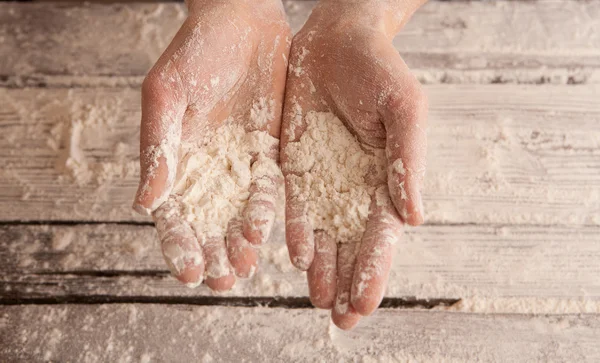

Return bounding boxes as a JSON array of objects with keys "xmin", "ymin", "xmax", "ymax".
[
  {"xmin": 1, "ymin": 1, "xmax": 600, "ymax": 361},
  {"xmin": 2, "ymin": 85, "xmax": 598, "ymax": 224},
  {"xmin": 0, "ymin": 304, "xmax": 600, "ymax": 362},
  {"xmin": 2, "ymin": 305, "xmax": 600, "ymax": 362},
  {"xmin": 1, "ymin": 1, "xmax": 599, "ymax": 87},
  {"xmin": 2, "ymin": 224, "xmax": 600, "ymax": 301}
]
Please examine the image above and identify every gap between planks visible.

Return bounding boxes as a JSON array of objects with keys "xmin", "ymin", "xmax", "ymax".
[
  {"xmin": 0, "ymin": 295, "xmax": 459, "ymax": 310},
  {"xmin": 2, "ymin": 223, "xmax": 600, "ymax": 308}
]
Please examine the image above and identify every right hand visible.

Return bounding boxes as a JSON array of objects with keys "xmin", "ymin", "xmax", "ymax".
[
  {"xmin": 132, "ymin": 0, "xmax": 291, "ymax": 291},
  {"xmin": 281, "ymin": 1, "xmax": 428, "ymax": 329}
]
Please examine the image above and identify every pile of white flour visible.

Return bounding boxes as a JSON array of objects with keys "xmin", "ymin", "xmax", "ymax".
[
  {"xmin": 284, "ymin": 111, "xmax": 386, "ymax": 242},
  {"xmin": 171, "ymin": 124, "xmax": 279, "ymax": 241}
]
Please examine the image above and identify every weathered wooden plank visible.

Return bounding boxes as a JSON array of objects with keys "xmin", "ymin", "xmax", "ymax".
[
  {"xmin": 1, "ymin": 85, "xmax": 598, "ymax": 224},
  {"xmin": 1, "ymin": 1, "xmax": 599, "ymax": 86},
  {"xmin": 2, "ymin": 223, "xmax": 600, "ymax": 302},
  {"xmin": 1, "ymin": 304, "xmax": 599, "ymax": 362}
]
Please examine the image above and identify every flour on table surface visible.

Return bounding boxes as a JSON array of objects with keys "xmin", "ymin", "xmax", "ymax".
[
  {"xmin": 284, "ymin": 111, "xmax": 386, "ymax": 242},
  {"xmin": 5, "ymin": 304, "xmax": 600, "ymax": 363},
  {"xmin": 49, "ymin": 96, "xmax": 139, "ymax": 187},
  {"xmin": 443, "ymin": 297, "xmax": 600, "ymax": 314}
]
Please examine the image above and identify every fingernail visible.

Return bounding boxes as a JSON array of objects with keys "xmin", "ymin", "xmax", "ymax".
[
  {"xmin": 132, "ymin": 201, "xmax": 152, "ymax": 216},
  {"xmin": 185, "ymin": 280, "xmax": 202, "ymax": 289},
  {"xmin": 132, "ymin": 191, "xmax": 169, "ymax": 217},
  {"xmin": 292, "ymin": 255, "xmax": 311, "ymax": 271},
  {"xmin": 248, "ymin": 213, "xmax": 275, "ymax": 245},
  {"xmin": 162, "ymin": 242, "xmax": 203, "ymax": 277},
  {"xmin": 408, "ymin": 192, "xmax": 425, "ymax": 226},
  {"xmin": 334, "ymin": 292, "xmax": 350, "ymax": 315},
  {"xmin": 162, "ymin": 243, "xmax": 187, "ymax": 276},
  {"xmin": 247, "ymin": 265, "xmax": 257, "ymax": 279}
]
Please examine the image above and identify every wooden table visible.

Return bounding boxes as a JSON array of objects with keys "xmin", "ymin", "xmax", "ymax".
[{"xmin": 1, "ymin": 1, "xmax": 599, "ymax": 361}]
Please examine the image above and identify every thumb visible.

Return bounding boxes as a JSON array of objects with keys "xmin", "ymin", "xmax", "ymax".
[
  {"xmin": 380, "ymin": 79, "xmax": 428, "ymax": 226},
  {"xmin": 133, "ymin": 72, "xmax": 185, "ymax": 216}
]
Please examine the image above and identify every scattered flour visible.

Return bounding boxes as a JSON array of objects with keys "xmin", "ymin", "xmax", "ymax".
[
  {"xmin": 444, "ymin": 297, "xmax": 600, "ymax": 314},
  {"xmin": 5, "ymin": 304, "xmax": 598, "ymax": 362},
  {"xmin": 284, "ymin": 111, "xmax": 386, "ymax": 242},
  {"xmin": 170, "ymin": 125, "xmax": 279, "ymax": 242},
  {"xmin": 49, "ymin": 96, "xmax": 138, "ymax": 187},
  {"xmin": 52, "ymin": 230, "xmax": 74, "ymax": 251}
]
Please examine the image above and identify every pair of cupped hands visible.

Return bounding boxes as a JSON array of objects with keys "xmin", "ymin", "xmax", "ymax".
[{"xmin": 132, "ymin": 0, "xmax": 427, "ymax": 330}]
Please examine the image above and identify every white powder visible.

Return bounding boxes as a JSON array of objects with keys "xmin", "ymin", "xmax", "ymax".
[
  {"xmin": 170, "ymin": 124, "xmax": 279, "ymax": 243},
  {"xmin": 137, "ymin": 116, "xmax": 182, "ymax": 215},
  {"xmin": 284, "ymin": 111, "xmax": 386, "ymax": 242},
  {"xmin": 444, "ymin": 297, "xmax": 600, "ymax": 314}
]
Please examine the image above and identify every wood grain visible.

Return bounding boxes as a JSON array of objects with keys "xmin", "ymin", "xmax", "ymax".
[
  {"xmin": 1, "ymin": 1, "xmax": 599, "ymax": 87},
  {"xmin": 1, "ymin": 2, "xmax": 599, "ymax": 360},
  {"xmin": 2, "ymin": 223, "xmax": 599, "ymax": 301},
  {"xmin": 1, "ymin": 85, "xmax": 598, "ymax": 224},
  {"xmin": 2, "ymin": 304, "xmax": 599, "ymax": 362}
]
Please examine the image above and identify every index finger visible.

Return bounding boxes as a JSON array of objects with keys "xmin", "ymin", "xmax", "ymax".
[{"xmin": 350, "ymin": 186, "xmax": 402, "ymax": 316}]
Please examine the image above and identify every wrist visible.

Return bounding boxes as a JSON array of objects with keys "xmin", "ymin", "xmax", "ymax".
[
  {"xmin": 185, "ymin": 0, "xmax": 284, "ymax": 17},
  {"xmin": 312, "ymin": 0, "xmax": 426, "ymax": 38}
]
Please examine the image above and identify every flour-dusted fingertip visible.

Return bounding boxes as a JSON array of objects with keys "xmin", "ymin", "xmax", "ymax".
[
  {"xmin": 285, "ymin": 205, "xmax": 315, "ymax": 271},
  {"xmin": 307, "ymin": 232, "xmax": 337, "ymax": 309},
  {"xmin": 204, "ymin": 237, "xmax": 236, "ymax": 292},
  {"xmin": 161, "ymin": 242, "xmax": 205, "ymax": 285},
  {"xmin": 132, "ymin": 200, "xmax": 152, "ymax": 216},
  {"xmin": 243, "ymin": 204, "xmax": 276, "ymax": 246},
  {"xmin": 184, "ymin": 280, "xmax": 202, "ymax": 289},
  {"xmin": 291, "ymin": 254, "xmax": 313, "ymax": 271},
  {"xmin": 405, "ymin": 191, "xmax": 424, "ymax": 226},
  {"xmin": 388, "ymin": 173, "xmax": 424, "ymax": 227},
  {"xmin": 227, "ymin": 218, "xmax": 260, "ymax": 279},
  {"xmin": 351, "ymin": 290, "xmax": 381, "ymax": 317},
  {"xmin": 205, "ymin": 274, "xmax": 236, "ymax": 292},
  {"xmin": 331, "ymin": 301, "xmax": 361, "ymax": 330},
  {"xmin": 287, "ymin": 226, "xmax": 315, "ymax": 271},
  {"xmin": 132, "ymin": 170, "xmax": 172, "ymax": 217}
]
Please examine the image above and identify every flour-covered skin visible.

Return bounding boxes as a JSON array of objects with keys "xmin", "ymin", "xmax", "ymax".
[
  {"xmin": 133, "ymin": 0, "xmax": 290, "ymax": 291},
  {"xmin": 282, "ymin": 0, "xmax": 428, "ymax": 329}
]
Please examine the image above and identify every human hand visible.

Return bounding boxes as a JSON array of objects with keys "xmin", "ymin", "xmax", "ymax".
[
  {"xmin": 132, "ymin": 0, "xmax": 291, "ymax": 291},
  {"xmin": 281, "ymin": 0, "xmax": 428, "ymax": 329}
]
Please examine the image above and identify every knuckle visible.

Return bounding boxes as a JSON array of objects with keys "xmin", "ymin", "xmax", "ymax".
[
  {"xmin": 385, "ymin": 80, "xmax": 428, "ymax": 124},
  {"xmin": 409, "ymin": 83, "xmax": 428, "ymax": 111},
  {"xmin": 141, "ymin": 72, "xmax": 162, "ymax": 95},
  {"xmin": 412, "ymin": 88, "xmax": 429, "ymax": 118}
]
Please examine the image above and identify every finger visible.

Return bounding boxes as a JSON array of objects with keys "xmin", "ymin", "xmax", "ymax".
[
  {"xmin": 281, "ymin": 113, "xmax": 315, "ymax": 271},
  {"xmin": 284, "ymin": 177, "xmax": 314, "ymax": 271},
  {"xmin": 153, "ymin": 197, "xmax": 204, "ymax": 288},
  {"xmin": 331, "ymin": 242, "xmax": 362, "ymax": 330},
  {"xmin": 133, "ymin": 66, "xmax": 186, "ymax": 216},
  {"xmin": 307, "ymin": 231, "xmax": 337, "ymax": 309},
  {"xmin": 242, "ymin": 28, "xmax": 287, "ymax": 245},
  {"xmin": 280, "ymin": 96, "xmax": 317, "ymax": 272},
  {"xmin": 280, "ymin": 40, "xmax": 329, "ymax": 271},
  {"xmin": 204, "ymin": 236, "xmax": 236, "ymax": 292},
  {"xmin": 379, "ymin": 67, "xmax": 428, "ymax": 226},
  {"xmin": 243, "ymin": 155, "xmax": 280, "ymax": 246},
  {"xmin": 227, "ymin": 218, "xmax": 258, "ymax": 279},
  {"xmin": 253, "ymin": 20, "xmax": 291, "ymax": 138},
  {"xmin": 351, "ymin": 187, "xmax": 402, "ymax": 316}
]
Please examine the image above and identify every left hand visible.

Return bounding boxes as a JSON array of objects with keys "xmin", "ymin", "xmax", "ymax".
[{"xmin": 132, "ymin": 0, "xmax": 291, "ymax": 291}]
